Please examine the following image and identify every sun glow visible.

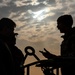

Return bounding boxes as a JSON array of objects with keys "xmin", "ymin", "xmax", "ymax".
[
  {"xmin": 32, "ymin": 7, "xmax": 50, "ymax": 21},
  {"xmin": 33, "ymin": 9, "xmax": 45, "ymax": 18}
]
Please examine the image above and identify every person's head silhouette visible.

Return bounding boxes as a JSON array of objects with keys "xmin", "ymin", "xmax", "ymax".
[
  {"xmin": 0, "ymin": 18, "xmax": 18, "ymax": 45},
  {"xmin": 57, "ymin": 15, "xmax": 73, "ymax": 33},
  {"xmin": 0, "ymin": 18, "xmax": 16, "ymax": 35}
]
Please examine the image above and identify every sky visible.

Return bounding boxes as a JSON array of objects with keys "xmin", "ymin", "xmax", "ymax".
[{"xmin": 0, "ymin": 0, "xmax": 75, "ymax": 75}]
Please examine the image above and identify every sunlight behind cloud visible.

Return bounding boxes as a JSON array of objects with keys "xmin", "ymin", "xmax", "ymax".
[
  {"xmin": 37, "ymin": 12, "xmax": 55, "ymax": 21},
  {"xmin": 32, "ymin": 7, "xmax": 50, "ymax": 17},
  {"xmin": 32, "ymin": 9, "xmax": 45, "ymax": 18},
  {"xmin": 32, "ymin": 7, "xmax": 55, "ymax": 21},
  {"xmin": 1, "ymin": 0, "xmax": 75, "ymax": 42}
]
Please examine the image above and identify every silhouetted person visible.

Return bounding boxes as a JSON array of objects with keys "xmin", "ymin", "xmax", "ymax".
[
  {"xmin": 8, "ymin": 34, "xmax": 24, "ymax": 75},
  {"xmin": 0, "ymin": 18, "xmax": 24, "ymax": 75},
  {"xmin": 40, "ymin": 14, "xmax": 75, "ymax": 75}
]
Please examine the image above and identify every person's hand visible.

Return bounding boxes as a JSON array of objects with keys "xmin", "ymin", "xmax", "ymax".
[{"xmin": 39, "ymin": 48, "xmax": 55, "ymax": 59}]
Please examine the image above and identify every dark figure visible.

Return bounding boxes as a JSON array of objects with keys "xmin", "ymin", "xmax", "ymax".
[
  {"xmin": 0, "ymin": 18, "xmax": 24, "ymax": 75},
  {"xmin": 40, "ymin": 15, "xmax": 75, "ymax": 75}
]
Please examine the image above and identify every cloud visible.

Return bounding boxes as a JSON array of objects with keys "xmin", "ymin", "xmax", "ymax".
[
  {"xmin": 0, "ymin": 0, "xmax": 11, "ymax": 7},
  {"xmin": 12, "ymin": 0, "xmax": 75, "ymax": 42},
  {"xmin": 14, "ymin": 0, "xmax": 32, "ymax": 7},
  {"xmin": 0, "ymin": 0, "xmax": 75, "ymax": 42}
]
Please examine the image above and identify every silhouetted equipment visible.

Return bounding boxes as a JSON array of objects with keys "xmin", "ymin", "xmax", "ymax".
[
  {"xmin": 21, "ymin": 46, "xmax": 75, "ymax": 75},
  {"xmin": 21, "ymin": 46, "xmax": 40, "ymax": 75},
  {"xmin": 24, "ymin": 46, "xmax": 40, "ymax": 61}
]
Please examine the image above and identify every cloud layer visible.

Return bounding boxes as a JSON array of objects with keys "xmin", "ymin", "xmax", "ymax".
[
  {"xmin": 0, "ymin": 0, "xmax": 75, "ymax": 50},
  {"xmin": 0, "ymin": 0, "xmax": 75, "ymax": 42}
]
